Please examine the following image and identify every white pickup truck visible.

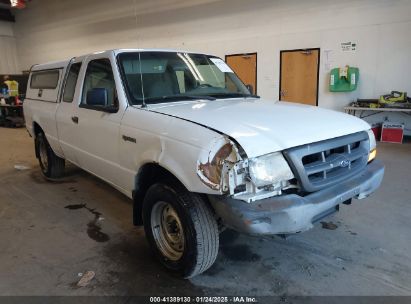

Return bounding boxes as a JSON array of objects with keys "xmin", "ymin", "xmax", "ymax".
[{"xmin": 24, "ymin": 49, "xmax": 384, "ymax": 278}]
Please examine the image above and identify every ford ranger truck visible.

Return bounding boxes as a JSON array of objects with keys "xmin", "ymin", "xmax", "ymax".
[{"xmin": 23, "ymin": 49, "xmax": 384, "ymax": 278}]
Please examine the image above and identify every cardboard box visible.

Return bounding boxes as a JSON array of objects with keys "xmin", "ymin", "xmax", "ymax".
[{"xmin": 381, "ymin": 122, "xmax": 404, "ymax": 143}]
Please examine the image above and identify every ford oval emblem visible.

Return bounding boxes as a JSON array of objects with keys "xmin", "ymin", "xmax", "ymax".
[{"xmin": 340, "ymin": 160, "xmax": 350, "ymax": 168}]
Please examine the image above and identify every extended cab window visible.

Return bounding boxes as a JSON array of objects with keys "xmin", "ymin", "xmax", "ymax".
[
  {"xmin": 82, "ymin": 59, "xmax": 118, "ymax": 109},
  {"xmin": 30, "ymin": 70, "xmax": 60, "ymax": 89},
  {"xmin": 62, "ymin": 62, "xmax": 82, "ymax": 102}
]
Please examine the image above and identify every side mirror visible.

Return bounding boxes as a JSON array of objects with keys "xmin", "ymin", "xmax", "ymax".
[
  {"xmin": 87, "ymin": 88, "xmax": 108, "ymax": 106},
  {"xmin": 245, "ymin": 84, "xmax": 254, "ymax": 94}
]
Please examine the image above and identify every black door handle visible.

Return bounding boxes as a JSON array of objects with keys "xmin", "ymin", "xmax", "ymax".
[{"xmin": 71, "ymin": 116, "xmax": 79, "ymax": 124}]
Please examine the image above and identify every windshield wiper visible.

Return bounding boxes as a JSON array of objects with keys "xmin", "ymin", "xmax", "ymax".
[
  {"xmin": 209, "ymin": 93, "xmax": 260, "ymax": 99},
  {"xmin": 144, "ymin": 95, "xmax": 216, "ymax": 103}
]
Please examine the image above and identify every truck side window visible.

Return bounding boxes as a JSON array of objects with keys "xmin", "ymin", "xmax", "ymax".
[
  {"xmin": 82, "ymin": 59, "xmax": 118, "ymax": 108},
  {"xmin": 62, "ymin": 62, "xmax": 82, "ymax": 102},
  {"xmin": 30, "ymin": 70, "xmax": 60, "ymax": 89}
]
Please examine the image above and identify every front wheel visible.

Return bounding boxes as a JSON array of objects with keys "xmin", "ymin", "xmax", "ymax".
[
  {"xmin": 35, "ymin": 132, "xmax": 65, "ymax": 178},
  {"xmin": 142, "ymin": 183, "xmax": 219, "ymax": 278}
]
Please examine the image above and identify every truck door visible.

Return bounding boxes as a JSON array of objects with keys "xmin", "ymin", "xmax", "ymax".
[
  {"xmin": 56, "ymin": 58, "xmax": 84, "ymax": 164},
  {"xmin": 72, "ymin": 53, "xmax": 128, "ymax": 190}
]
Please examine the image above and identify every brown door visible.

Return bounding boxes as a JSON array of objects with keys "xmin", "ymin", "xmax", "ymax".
[
  {"xmin": 279, "ymin": 49, "xmax": 320, "ymax": 106},
  {"xmin": 226, "ymin": 53, "xmax": 257, "ymax": 94}
]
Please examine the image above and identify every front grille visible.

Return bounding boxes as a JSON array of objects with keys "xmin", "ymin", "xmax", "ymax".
[{"xmin": 283, "ymin": 132, "xmax": 369, "ymax": 192}]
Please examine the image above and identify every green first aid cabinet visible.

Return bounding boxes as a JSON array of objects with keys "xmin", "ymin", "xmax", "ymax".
[{"xmin": 329, "ymin": 66, "xmax": 359, "ymax": 92}]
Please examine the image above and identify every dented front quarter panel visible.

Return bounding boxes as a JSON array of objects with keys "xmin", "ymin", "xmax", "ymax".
[
  {"xmin": 120, "ymin": 106, "xmax": 228, "ymax": 195},
  {"xmin": 197, "ymin": 136, "xmax": 241, "ymax": 191}
]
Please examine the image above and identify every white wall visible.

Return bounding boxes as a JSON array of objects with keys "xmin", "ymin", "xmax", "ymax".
[
  {"xmin": 0, "ymin": 21, "xmax": 19, "ymax": 74},
  {"xmin": 13, "ymin": 0, "xmax": 411, "ymax": 133}
]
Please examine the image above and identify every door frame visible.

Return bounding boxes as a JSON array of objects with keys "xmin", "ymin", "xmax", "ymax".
[
  {"xmin": 225, "ymin": 52, "xmax": 258, "ymax": 94},
  {"xmin": 279, "ymin": 48, "xmax": 320, "ymax": 106}
]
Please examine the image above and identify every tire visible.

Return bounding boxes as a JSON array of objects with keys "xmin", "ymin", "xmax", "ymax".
[
  {"xmin": 142, "ymin": 182, "xmax": 219, "ymax": 278},
  {"xmin": 35, "ymin": 132, "xmax": 65, "ymax": 178}
]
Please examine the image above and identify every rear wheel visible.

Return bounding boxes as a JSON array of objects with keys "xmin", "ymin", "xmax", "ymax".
[
  {"xmin": 142, "ymin": 183, "xmax": 219, "ymax": 278},
  {"xmin": 35, "ymin": 132, "xmax": 65, "ymax": 178}
]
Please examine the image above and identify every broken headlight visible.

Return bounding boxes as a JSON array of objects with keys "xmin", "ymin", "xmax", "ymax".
[
  {"xmin": 197, "ymin": 137, "xmax": 240, "ymax": 191},
  {"xmin": 249, "ymin": 152, "xmax": 294, "ymax": 188}
]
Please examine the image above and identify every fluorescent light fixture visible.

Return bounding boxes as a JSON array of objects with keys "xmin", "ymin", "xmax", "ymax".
[
  {"xmin": 184, "ymin": 53, "xmax": 204, "ymax": 81},
  {"xmin": 177, "ymin": 53, "xmax": 199, "ymax": 81}
]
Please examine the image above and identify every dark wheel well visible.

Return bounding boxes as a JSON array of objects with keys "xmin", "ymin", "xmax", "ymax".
[
  {"xmin": 33, "ymin": 122, "xmax": 43, "ymax": 158},
  {"xmin": 33, "ymin": 122, "xmax": 43, "ymax": 136},
  {"xmin": 133, "ymin": 163, "xmax": 184, "ymax": 225},
  {"xmin": 133, "ymin": 163, "xmax": 203, "ymax": 226}
]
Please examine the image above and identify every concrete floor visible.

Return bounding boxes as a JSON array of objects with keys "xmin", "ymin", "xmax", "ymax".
[{"xmin": 1, "ymin": 127, "xmax": 411, "ymax": 297}]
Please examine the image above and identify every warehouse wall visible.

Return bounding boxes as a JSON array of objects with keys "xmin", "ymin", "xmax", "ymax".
[
  {"xmin": 0, "ymin": 21, "xmax": 19, "ymax": 74},
  {"xmin": 13, "ymin": 0, "xmax": 411, "ymax": 132}
]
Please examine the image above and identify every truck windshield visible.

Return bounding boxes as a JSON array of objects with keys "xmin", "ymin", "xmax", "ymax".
[{"xmin": 118, "ymin": 52, "xmax": 256, "ymax": 105}]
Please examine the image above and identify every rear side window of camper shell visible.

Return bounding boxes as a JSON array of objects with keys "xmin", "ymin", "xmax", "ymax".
[{"xmin": 30, "ymin": 70, "xmax": 60, "ymax": 89}]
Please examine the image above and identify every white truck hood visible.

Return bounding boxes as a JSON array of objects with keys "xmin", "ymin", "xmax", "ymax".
[{"xmin": 148, "ymin": 98, "xmax": 370, "ymax": 158}]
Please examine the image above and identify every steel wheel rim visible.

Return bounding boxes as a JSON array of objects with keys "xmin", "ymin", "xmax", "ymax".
[
  {"xmin": 151, "ymin": 201, "xmax": 185, "ymax": 261},
  {"xmin": 39, "ymin": 138, "xmax": 48, "ymax": 172}
]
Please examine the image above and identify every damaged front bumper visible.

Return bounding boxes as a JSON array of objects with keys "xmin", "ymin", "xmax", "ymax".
[{"xmin": 208, "ymin": 160, "xmax": 384, "ymax": 235}]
